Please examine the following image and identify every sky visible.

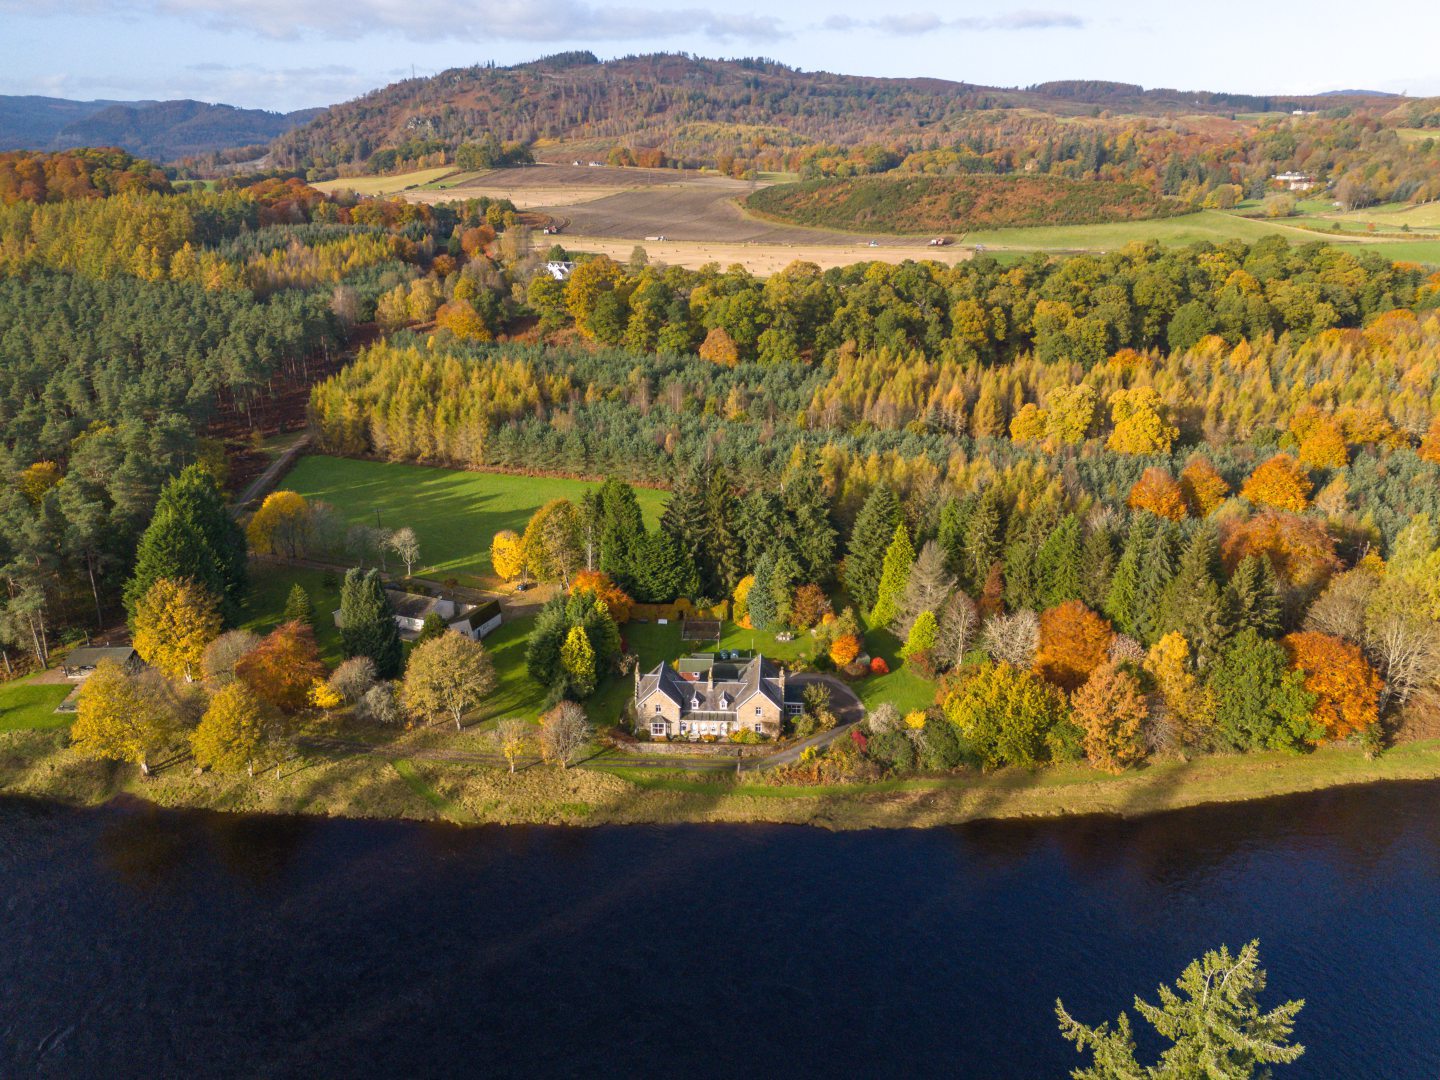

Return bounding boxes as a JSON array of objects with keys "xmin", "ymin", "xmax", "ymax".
[{"xmin": 3, "ymin": 0, "xmax": 1440, "ymax": 113}]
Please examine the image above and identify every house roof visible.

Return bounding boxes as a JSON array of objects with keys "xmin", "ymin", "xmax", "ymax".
[
  {"xmin": 461, "ymin": 599, "xmax": 502, "ymax": 628},
  {"xmin": 638, "ymin": 654, "xmax": 787, "ymax": 714},
  {"xmin": 63, "ymin": 646, "xmax": 136, "ymax": 667}
]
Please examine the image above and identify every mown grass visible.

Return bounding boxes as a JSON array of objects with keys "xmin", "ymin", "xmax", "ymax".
[
  {"xmin": 311, "ymin": 167, "xmax": 458, "ymax": 195},
  {"xmin": 240, "ymin": 564, "xmax": 346, "ymax": 664},
  {"xmin": 283, "ymin": 455, "xmax": 667, "ymax": 586},
  {"xmin": 0, "ymin": 679, "xmax": 74, "ymax": 732}
]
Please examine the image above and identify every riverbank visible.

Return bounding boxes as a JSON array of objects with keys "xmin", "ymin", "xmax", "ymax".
[{"xmin": 6, "ymin": 727, "xmax": 1440, "ymax": 829}]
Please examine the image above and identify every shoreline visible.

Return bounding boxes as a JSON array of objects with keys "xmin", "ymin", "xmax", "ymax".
[{"xmin": 5, "ymin": 728, "xmax": 1440, "ymax": 830}]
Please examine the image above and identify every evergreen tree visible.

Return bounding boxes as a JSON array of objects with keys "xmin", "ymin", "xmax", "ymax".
[
  {"xmin": 1003, "ymin": 506, "xmax": 1057, "ymax": 613},
  {"xmin": 1105, "ymin": 513, "xmax": 1158, "ymax": 638},
  {"xmin": 282, "ymin": 582, "xmax": 315, "ymax": 630},
  {"xmin": 338, "ymin": 568, "xmax": 403, "ymax": 679},
  {"xmin": 736, "ymin": 488, "xmax": 786, "ymax": 569},
  {"xmin": 1035, "ymin": 513, "xmax": 1084, "ymax": 610},
  {"xmin": 770, "ymin": 547, "xmax": 803, "ymax": 626},
  {"xmin": 1209, "ymin": 628, "xmax": 1320, "ymax": 751},
  {"xmin": 414, "ymin": 611, "xmax": 448, "ymax": 646},
  {"xmin": 1132, "ymin": 522, "xmax": 1178, "ymax": 645},
  {"xmin": 659, "ymin": 460, "xmax": 711, "ymax": 590},
  {"xmin": 898, "ymin": 539, "xmax": 956, "ymax": 635},
  {"xmin": 870, "ymin": 521, "xmax": 916, "ymax": 628},
  {"xmin": 634, "ymin": 528, "xmax": 700, "ymax": 603},
  {"xmin": 748, "ymin": 551, "xmax": 780, "ymax": 630},
  {"xmin": 125, "ymin": 465, "xmax": 247, "ymax": 625},
  {"xmin": 1079, "ymin": 522, "xmax": 1117, "ymax": 612},
  {"xmin": 597, "ymin": 477, "xmax": 646, "ymax": 593},
  {"xmin": 1228, "ymin": 554, "xmax": 1284, "ymax": 638},
  {"xmin": 1159, "ymin": 523, "xmax": 1229, "ymax": 668},
  {"xmin": 936, "ymin": 495, "xmax": 973, "ymax": 576},
  {"xmin": 782, "ymin": 470, "xmax": 838, "ymax": 585},
  {"xmin": 961, "ymin": 487, "xmax": 1004, "ymax": 596},
  {"xmin": 844, "ymin": 484, "xmax": 901, "ymax": 612},
  {"xmin": 705, "ymin": 473, "xmax": 745, "ymax": 598}
]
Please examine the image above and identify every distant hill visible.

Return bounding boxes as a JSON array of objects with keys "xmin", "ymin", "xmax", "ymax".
[
  {"xmin": 0, "ymin": 95, "xmax": 320, "ymax": 160},
  {"xmin": 273, "ymin": 52, "xmax": 1396, "ymax": 171}
]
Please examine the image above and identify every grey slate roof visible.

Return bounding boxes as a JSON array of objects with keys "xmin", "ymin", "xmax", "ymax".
[{"xmin": 637, "ymin": 655, "xmax": 787, "ymax": 715}]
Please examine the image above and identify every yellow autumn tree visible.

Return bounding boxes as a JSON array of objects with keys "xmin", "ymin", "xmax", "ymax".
[
  {"xmin": 1296, "ymin": 417, "xmax": 1349, "ymax": 469},
  {"xmin": 490, "ymin": 529, "xmax": 527, "ymax": 582},
  {"xmin": 1044, "ymin": 383, "xmax": 1097, "ymax": 445},
  {"xmin": 132, "ymin": 577, "xmax": 222, "ymax": 682},
  {"xmin": 1106, "ymin": 387, "xmax": 1178, "ymax": 455},
  {"xmin": 1143, "ymin": 632, "xmax": 1215, "ymax": 748},
  {"xmin": 71, "ymin": 660, "xmax": 177, "ymax": 776},
  {"xmin": 16, "ymin": 461, "xmax": 62, "ymax": 505},
  {"xmin": 1179, "ymin": 457, "xmax": 1230, "ymax": 517},
  {"xmin": 246, "ymin": 490, "xmax": 311, "ymax": 557},
  {"xmin": 1241, "ymin": 454, "xmax": 1313, "ymax": 513},
  {"xmin": 1009, "ymin": 403, "xmax": 1048, "ymax": 444},
  {"xmin": 191, "ymin": 681, "xmax": 267, "ymax": 776}
]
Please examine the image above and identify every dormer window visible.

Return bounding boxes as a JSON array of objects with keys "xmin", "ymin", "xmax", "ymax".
[
  {"xmin": 691, "ymin": 694, "xmax": 700, "ymax": 709},
  {"xmin": 718, "ymin": 693, "xmax": 730, "ymax": 709}
]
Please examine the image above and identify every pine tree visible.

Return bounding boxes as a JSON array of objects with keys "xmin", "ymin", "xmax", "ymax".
[
  {"xmin": 282, "ymin": 582, "xmax": 315, "ymax": 630},
  {"xmin": 1004, "ymin": 506, "xmax": 1057, "ymax": 613},
  {"xmin": 748, "ymin": 551, "xmax": 780, "ymax": 630},
  {"xmin": 705, "ymin": 473, "xmax": 745, "ymax": 598},
  {"xmin": 736, "ymin": 488, "xmax": 786, "ymax": 568},
  {"xmin": 660, "ymin": 460, "xmax": 711, "ymax": 590},
  {"xmin": 598, "ymin": 477, "xmax": 646, "ymax": 593},
  {"xmin": 338, "ymin": 568, "xmax": 403, "ymax": 679},
  {"xmin": 1132, "ymin": 523, "xmax": 1178, "ymax": 646},
  {"xmin": 635, "ymin": 528, "xmax": 700, "ymax": 603},
  {"xmin": 770, "ymin": 548, "xmax": 802, "ymax": 626},
  {"xmin": 897, "ymin": 539, "xmax": 955, "ymax": 636},
  {"xmin": 870, "ymin": 521, "xmax": 916, "ymax": 629},
  {"xmin": 844, "ymin": 484, "xmax": 901, "ymax": 612},
  {"xmin": 1228, "ymin": 554, "xmax": 1284, "ymax": 638},
  {"xmin": 125, "ymin": 465, "xmax": 247, "ymax": 626},
  {"xmin": 782, "ymin": 470, "xmax": 838, "ymax": 585},
  {"xmin": 1160, "ymin": 523, "xmax": 1229, "ymax": 668},
  {"xmin": 936, "ymin": 495, "xmax": 973, "ymax": 576},
  {"xmin": 1080, "ymin": 523, "xmax": 1117, "ymax": 612},
  {"xmin": 961, "ymin": 488, "xmax": 1004, "ymax": 596},
  {"xmin": 1035, "ymin": 513, "xmax": 1084, "ymax": 610},
  {"xmin": 1105, "ymin": 513, "xmax": 1158, "ymax": 638}
]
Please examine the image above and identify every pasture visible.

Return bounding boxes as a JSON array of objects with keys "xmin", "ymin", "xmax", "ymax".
[
  {"xmin": 281, "ymin": 455, "xmax": 667, "ymax": 586},
  {"xmin": 312, "ymin": 167, "xmax": 458, "ymax": 196}
]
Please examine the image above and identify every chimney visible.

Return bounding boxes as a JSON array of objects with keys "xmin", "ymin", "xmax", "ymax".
[{"xmin": 707, "ymin": 663, "xmax": 714, "ymax": 690}]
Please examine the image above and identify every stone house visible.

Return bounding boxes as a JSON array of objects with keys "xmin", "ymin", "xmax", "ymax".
[{"xmin": 634, "ymin": 653, "xmax": 804, "ymax": 739}]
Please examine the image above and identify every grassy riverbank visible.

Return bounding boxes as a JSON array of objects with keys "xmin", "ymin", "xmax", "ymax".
[{"xmin": 5, "ymin": 726, "xmax": 1440, "ymax": 829}]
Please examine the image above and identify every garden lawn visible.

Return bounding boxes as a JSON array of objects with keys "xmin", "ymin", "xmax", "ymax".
[
  {"xmin": 240, "ymin": 564, "xmax": 346, "ymax": 664},
  {"xmin": 283, "ymin": 456, "xmax": 666, "ymax": 587},
  {"xmin": 0, "ymin": 678, "xmax": 74, "ymax": 732},
  {"xmin": 469, "ymin": 615, "xmax": 549, "ymax": 729}
]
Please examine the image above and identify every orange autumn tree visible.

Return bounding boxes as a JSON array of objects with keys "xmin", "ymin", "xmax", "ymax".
[
  {"xmin": 235, "ymin": 620, "xmax": 327, "ymax": 713},
  {"xmin": 1420, "ymin": 415, "xmax": 1440, "ymax": 466},
  {"xmin": 1035, "ymin": 600, "xmax": 1114, "ymax": 692},
  {"xmin": 1071, "ymin": 661, "xmax": 1148, "ymax": 773},
  {"xmin": 1241, "ymin": 453, "xmax": 1313, "ymax": 513},
  {"xmin": 1127, "ymin": 467, "xmax": 1188, "ymax": 521},
  {"xmin": 1282, "ymin": 631, "xmax": 1382, "ymax": 740},
  {"xmin": 1296, "ymin": 417, "xmax": 1349, "ymax": 469},
  {"xmin": 1221, "ymin": 511, "xmax": 1340, "ymax": 593},
  {"xmin": 569, "ymin": 569, "xmax": 632, "ymax": 624},
  {"xmin": 1179, "ymin": 457, "xmax": 1230, "ymax": 517},
  {"xmin": 829, "ymin": 633, "xmax": 862, "ymax": 669}
]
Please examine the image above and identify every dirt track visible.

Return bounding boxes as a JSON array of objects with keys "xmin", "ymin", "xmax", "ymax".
[{"xmin": 404, "ymin": 164, "xmax": 972, "ymax": 271}]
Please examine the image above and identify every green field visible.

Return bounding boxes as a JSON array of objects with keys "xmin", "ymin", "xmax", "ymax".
[
  {"xmin": 241, "ymin": 564, "xmax": 346, "ymax": 663},
  {"xmin": 312, "ymin": 167, "xmax": 458, "ymax": 196},
  {"xmin": 0, "ymin": 678, "xmax": 73, "ymax": 732},
  {"xmin": 282, "ymin": 456, "xmax": 667, "ymax": 585}
]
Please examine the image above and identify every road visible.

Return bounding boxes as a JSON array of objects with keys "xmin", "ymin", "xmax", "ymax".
[{"xmin": 738, "ymin": 674, "xmax": 865, "ymax": 772}]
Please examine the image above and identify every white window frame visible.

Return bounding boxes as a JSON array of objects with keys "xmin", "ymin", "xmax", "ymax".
[
  {"xmin": 754, "ymin": 706, "xmax": 762, "ymax": 716},
  {"xmin": 650, "ymin": 721, "xmax": 667, "ymax": 737}
]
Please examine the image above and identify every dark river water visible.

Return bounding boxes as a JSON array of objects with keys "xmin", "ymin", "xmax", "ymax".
[{"xmin": 2, "ymin": 783, "xmax": 1439, "ymax": 1078}]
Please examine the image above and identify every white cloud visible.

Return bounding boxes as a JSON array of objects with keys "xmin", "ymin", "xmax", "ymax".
[
  {"xmin": 0, "ymin": 0, "xmax": 788, "ymax": 43},
  {"xmin": 822, "ymin": 9, "xmax": 1083, "ymax": 35}
]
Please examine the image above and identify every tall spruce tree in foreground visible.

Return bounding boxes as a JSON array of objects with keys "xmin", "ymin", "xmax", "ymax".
[
  {"xmin": 747, "ymin": 551, "xmax": 780, "ymax": 630},
  {"xmin": 869, "ymin": 521, "xmax": 915, "ymax": 629},
  {"xmin": 339, "ymin": 568, "xmax": 402, "ymax": 679},
  {"xmin": 844, "ymin": 484, "xmax": 901, "ymax": 612},
  {"xmin": 1057, "ymin": 940, "xmax": 1304, "ymax": 1079},
  {"xmin": 597, "ymin": 477, "xmax": 646, "ymax": 593},
  {"xmin": 1228, "ymin": 554, "xmax": 1284, "ymax": 639},
  {"xmin": 125, "ymin": 465, "xmax": 247, "ymax": 625},
  {"xmin": 961, "ymin": 487, "xmax": 1004, "ymax": 596},
  {"xmin": 1080, "ymin": 521, "xmax": 1117, "ymax": 612},
  {"xmin": 1159, "ymin": 522, "xmax": 1228, "ymax": 668},
  {"xmin": 782, "ymin": 470, "xmax": 838, "ymax": 585},
  {"xmin": 1035, "ymin": 513, "xmax": 1084, "ymax": 610}
]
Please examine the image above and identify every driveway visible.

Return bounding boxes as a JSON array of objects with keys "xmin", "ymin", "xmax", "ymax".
[{"xmin": 739, "ymin": 673, "xmax": 865, "ymax": 772}]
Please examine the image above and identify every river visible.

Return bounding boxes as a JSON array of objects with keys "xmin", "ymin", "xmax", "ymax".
[{"xmin": 2, "ymin": 782, "xmax": 1438, "ymax": 1077}]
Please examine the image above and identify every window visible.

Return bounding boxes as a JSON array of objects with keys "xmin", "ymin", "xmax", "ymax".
[
  {"xmin": 650, "ymin": 721, "xmax": 666, "ymax": 737},
  {"xmin": 754, "ymin": 706, "xmax": 762, "ymax": 716},
  {"xmin": 654, "ymin": 703, "xmax": 662, "ymax": 713}
]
